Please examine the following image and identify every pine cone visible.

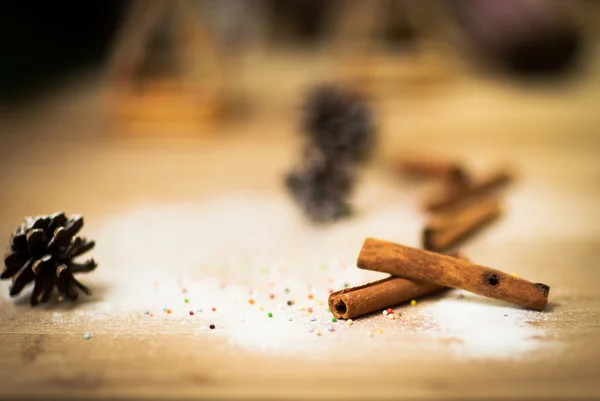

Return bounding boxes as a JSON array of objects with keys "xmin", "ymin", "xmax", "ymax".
[
  {"xmin": 286, "ymin": 150, "xmax": 354, "ymax": 222},
  {"xmin": 302, "ymin": 84, "xmax": 375, "ymax": 163},
  {"xmin": 1, "ymin": 212, "xmax": 97, "ymax": 306}
]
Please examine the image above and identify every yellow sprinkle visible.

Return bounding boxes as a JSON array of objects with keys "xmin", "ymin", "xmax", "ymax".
[
  {"xmin": 367, "ymin": 331, "xmax": 374, "ymax": 337},
  {"xmin": 410, "ymin": 299, "xmax": 417, "ymax": 306},
  {"xmin": 258, "ymin": 305, "xmax": 263, "ymax": 311},
  {"xmin": 346, "ymin": 319, "xmax": 353, "ymax": 326},
  {"xmin": 377, "ymin": 328, "xmax": 383, "ymax": 334},
  {"xmin": 317, "ymin": 300, "xmax": 324, "ymax": 306},
  {"xmin": 314, "ymin": 329, "xmax": 321, "ymax": 336},
  {"xmin": 512, "ymin": 272, "xmax": 520, "ymax": 278},
  {"xmin": 297, "ymin": 306, "xmax": 305, "ymax": 311}
]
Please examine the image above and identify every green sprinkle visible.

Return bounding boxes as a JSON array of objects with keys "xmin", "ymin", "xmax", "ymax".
[
  {"xmin": 83, "ymin": 333, "xmax": 92, "ymax": 340},
  {"xmin": 184, "ymin": 298, "xmax": 189, "ymax": 303},
  {"xmin": 285, "ymin": 288, "xmax": 290, "ymax": 293},
  {"xmin": 344, "ymin": 283, "xmax": 349, "ymax": 288},
  {"xmin": 267, "ymin": 312, "xmax": 273, "ymax": 318},
  {"xmin": 327, "ymin": 308, "xmax": 331, "ymax": 313},
  {"xmin": 331, "ymin": 317, "xmax": 337, "ymax": 322}
]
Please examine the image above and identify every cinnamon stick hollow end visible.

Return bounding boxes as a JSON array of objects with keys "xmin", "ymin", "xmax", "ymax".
[{"xmin": 357, "ymin": 238, "xmax": 550, "ymax": 311}]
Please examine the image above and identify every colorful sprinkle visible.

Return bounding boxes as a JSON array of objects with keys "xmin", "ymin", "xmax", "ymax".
[
  {"xmin": 209, "ymin": 324, "xmax": 216, "ymax": 329},
  {"xmin": 287, "ymin": 316, "xmax": 293, "ymax": 321},
  {"xmin": 328, "ymin": 325, "xmax": 335, "ymax": 332},
  {"xmin": 249, "ymin": 299, "xmax": 255, "ymax": 305},
  {"xmin": 377, "ymin": 328, "xmax": 383, "ymax": 334},
  {"xmin": 182, "ymin": 288, "xmax": 187, "ymax": 294},
  {"xmin": 297, "ymin": 306, "xmax": 305, "ymax": 311},
  {"xmin": 258, "ymin": 305, "xmax": 264, "ymax": 311},
  {"xmin": 367, "ymin": 331, "xmax": 374, "ymax": 337},
  {"xmin": 308, "ymin": 294, "xmax": 314, "ymax": 300},
  {"xmin": 307, "ymin": 307, "xmax": 313, "ymax": 313},
  {"xmin": 143, "ymin": 309, "xmax": 149, "ymax": 315},
  {"xmin": 269, "ymin": 294, "xmax": 275, "ymax": 300},
  {"xmin": 220, "ymin": 281, "xmax": 226, "ymax": 289},
  {"xmin": 184, "ymin": 298, "xmax": 189, "ymax": 303},
  {"xmin": 344, "ymin": 283, "xmax": 349, "ymax": 288},
  {"xmin": 287, "ymin": 300, "xmax": 294, "ymax": 306},
  {"xmin": 328, "ymin": 289, "xmax": 334, "ymax": 294},
  {"xmin": 83, "ymin": 333, "xmax": 92, "ymax": 340},
  {"xmin": 383, "ymin": 310, "xmax": 389, "ymax": 316},
  {"xmin": 331, "ymin": 317, "xmax": 337, "ymax": 323},
  {"xmin": 285, "ymin": 288, "xmax": 290, "ymax": 293},
  {"xmin": 189, "ymin": 311, "xmax": 194, "ymax": 316},
  {"xmin": 162, "ymin": 306, "xmax": 167, "ymax": 312},
  {"xmin": 410, "ymin": 300, "xmax": 417, "ymax": 306},
  {"xmin": 166, "ymin": 309, "xmax": 172, "ymax": 314},
  {"xmin": 315, "ymin": 329, "xmax": 322, "ymax": 336},
  {"xmin": 387, "ymin": 314, "xmax": 395, "ymax": 320},
  {"xmin": 347, "ymin": 319, "xmax": 353, "ymax": 326},
  {"xmin": 267, "ymin": 312, "xmax": 273, "ymax": 318},
  {"xmin": 326, "ymin": 308, "xmax": 330, "ymax": 313},
  {"xmin": 386, "ymin": 308, "xmax": 393, "ymax": 314},
  {"xmin": 212, "ymin": 307, "xmax": 217, "ymax": 312},
  {"xmin": 317, "ymin": 300, "xmax": 325, "ymax": 306}
]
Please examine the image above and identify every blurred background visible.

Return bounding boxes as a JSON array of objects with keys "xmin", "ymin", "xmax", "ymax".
[{"xmin": 0, "ymin": 0, "xmax": 599, "ymax": 217}]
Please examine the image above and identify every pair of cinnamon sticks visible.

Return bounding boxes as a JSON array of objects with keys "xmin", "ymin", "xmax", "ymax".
[
  {"xmin": 398, "ymin": 156, "xmax": 511, "ymax": 252},
  {"xmin": 329, "ymin": 239, "xmax": 550, "ymax": 320},
  {"xmin": 328, "ymin": 156, "xmax": 548, "ymax": 320}
]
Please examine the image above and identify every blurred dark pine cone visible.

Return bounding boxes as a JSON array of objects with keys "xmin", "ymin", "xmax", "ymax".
[
  {"xmin": 302, "ymin": 84, "xmax": 375, "ymax": 164},
  {"xmin": 286, "ymin": 153, "xmax": 355, "ymax": 222},
  {"xmin": 2, "ymin": 212, "xmax": 97, "ymax": 306}
]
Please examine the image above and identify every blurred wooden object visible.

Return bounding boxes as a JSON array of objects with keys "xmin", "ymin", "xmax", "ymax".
[{"xmin": 105, "ymin": 0, "xmax": 228, "ymax": 133}]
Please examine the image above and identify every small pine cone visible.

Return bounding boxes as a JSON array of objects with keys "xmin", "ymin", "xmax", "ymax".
[
  {"xmin": 286, "ymin": 156, "xmax": 355, "ymax": 222},
  {"xmin": 2, "ymin": 212, "xmax": 97, "ymax": 306},
  {"xmin": 302, "ymin": 84, "xmax": 375, "ymax": 163}
]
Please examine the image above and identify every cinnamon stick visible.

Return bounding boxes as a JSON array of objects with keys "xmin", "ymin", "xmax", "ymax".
[
  {"xmin": 328, "ymin": 277, "xmax": 444, "ymax": 320},
  {"xmin": 423, "ymin": 197, "xmax": 502, "ymax": 252},
  {"xmin": 357, "ymin": 238, "xmax": 549, "ymax": 311},
  {"xmin": 396, "ymin": 156, "xmax": 468, "ymax": 184},
  {"xmin": 328, "ymin": 252, "xmax": 467, "ymax": 319},
  {"xmin": 424, "ymin": 169, "xmax": 512, "ymax": 212}
]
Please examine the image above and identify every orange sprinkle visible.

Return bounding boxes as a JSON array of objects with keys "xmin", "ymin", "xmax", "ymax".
[
  {"xmin": 182, "ymin": 288, "xmax": 188, "ymax": 294},
  {"xmin": 269, "ymin": 294, "xmax": 275, "ymax": 300},
  {"xmin": 220, "ymin": 282, "xmax": 226, "ymax": 289},
  {"xmin": 308, "ymin": 294, "xmax": 314, "ymax": 300},
  {"xmin": 328, "ymin": 289, "xmax": 334, "ymax": 294},
  {"xmin": 248, "ymin": 299, "xmax": 255, "ymax": 305},
  {"xmin": 166, "ymin": 309, "xmax": 172, "ymax": 314}
]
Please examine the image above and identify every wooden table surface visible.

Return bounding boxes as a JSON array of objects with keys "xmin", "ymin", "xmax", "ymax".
[{"xmin": 1, "ymin": 50, "xmax": 600, "ymax": 400}]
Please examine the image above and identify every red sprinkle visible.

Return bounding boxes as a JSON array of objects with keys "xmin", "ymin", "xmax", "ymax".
[
  {"xmin": 189, "ymin": 311, "xmax": 194, "ymax": 316},
  {"xmin": 269, "ymin": 294, "xmax": 275, "ymax": 300},
  {"xmin": 328, "ymin": 289, "xmax": 334, "ymax": 294},
  {"xmin": 387, "ymin": 308, "xmax": 393, "ymax": 314},
  {"xmin": 212, "ymin": 307, "xmax": 216, "ymax": 312},
  {"xmin": 307, "ymin": 307, "xmax": 313, "ymax": 313}
]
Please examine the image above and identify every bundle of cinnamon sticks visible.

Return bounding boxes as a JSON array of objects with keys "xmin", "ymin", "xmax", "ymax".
[{"xmin": 329, "ymin": 156, "xmax": 550, "ymax": 319}]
